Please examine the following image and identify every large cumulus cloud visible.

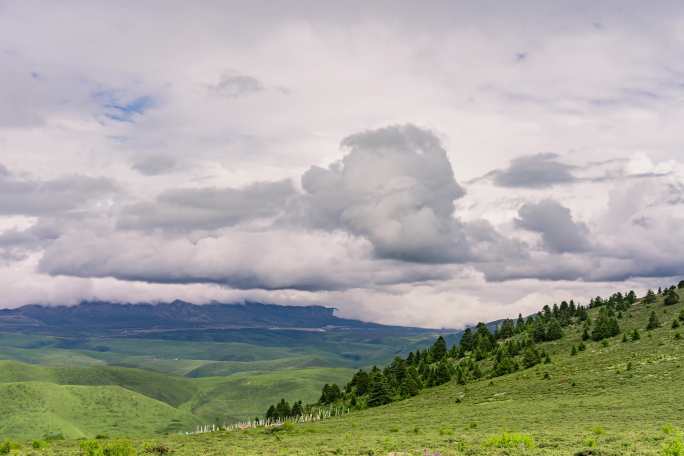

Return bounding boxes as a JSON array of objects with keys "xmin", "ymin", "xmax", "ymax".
[{"xmin": 296, "ymin": 125, "xmax": 469, "ymax": 262}]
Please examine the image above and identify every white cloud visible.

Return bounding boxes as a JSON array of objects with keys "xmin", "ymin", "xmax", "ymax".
[{"xmin": 1, "ymin": 1, "xmax": 684, "ymax": 326}]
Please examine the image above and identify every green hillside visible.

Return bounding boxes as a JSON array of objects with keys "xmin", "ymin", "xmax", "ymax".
[
  {"xmin": 0, "ymin": 382, "xmax": 199, "ymax": 439},
  {"xmin": 8, "ymin": 285, "xmax": 682, "ymax": 455},
  {"xmin": 0, "ymin": 362, "xmax": 353, "ymax": 440}
]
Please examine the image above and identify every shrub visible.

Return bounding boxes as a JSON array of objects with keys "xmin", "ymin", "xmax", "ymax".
[
  {"xmin": 662, "ymin": 436, "xmax": 684, "ymax": 456},
  {"xmin": 32, "ymin": 440, "xmax": 48, "ymax": 449},
  {"xmin": 80, "ymin": 440, "xmax": 104, "ymax": 456},
  {"xmin": 44, "ymin": 433, "xmax": 65, "ymax": 441},
  {"xmin": 0, "ymin": 441, "xmax": 10, "ymax": 455},
  {"xmin": 81, "ymin": 440, "xmax": 136, "ymax": 456},
  {"xmin": 485, "ymin": 432, "xmax": 535, "ymax": 449},
  {"xmin": 143, "ymin": 443, "xmax": 170, "ymax": 455},
  {"xmin": 673, "ymin": 319, "xmax": 681, "ymax": 329},
  {"xmin": 103, "ymin": 440, "xmax": 136, "ymax": 456}
]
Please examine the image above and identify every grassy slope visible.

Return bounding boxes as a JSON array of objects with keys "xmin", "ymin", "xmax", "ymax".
[
  {"xmin": 0, "ymin": 382, "xmax": 199, "ymax": 439},
  {"xmin": 0, "ymin": 362, "xmax": 354, "ymax": 439},
  {"xmin": 31, "ymin": 289, "xmax": 684, "ymax": 455},
  {"xmin": 181, "ymin": 368, "xmax": 354, "ymax": 423}
]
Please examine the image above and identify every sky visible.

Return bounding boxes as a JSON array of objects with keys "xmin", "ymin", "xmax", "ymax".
[{"xmin": 1, "ymin": 0, "xmax": 683, "ymax": 328}]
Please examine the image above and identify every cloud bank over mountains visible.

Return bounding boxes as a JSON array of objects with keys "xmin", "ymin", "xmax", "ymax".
[{"xmin": 1, "ymin": 1, "xmax": 684, "ymax": 327}]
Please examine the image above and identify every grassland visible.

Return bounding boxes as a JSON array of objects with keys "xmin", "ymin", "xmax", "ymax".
[
  {"xmin": 4, "ymin": 288, "xmax": 682, "ymax": 455},
  {"xmin": 0, "ymin": 324, "xmax": 430, "ymax": 439}
]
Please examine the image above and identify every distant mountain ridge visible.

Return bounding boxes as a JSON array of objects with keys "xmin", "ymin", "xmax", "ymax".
[{"xmin": 0, "ymin": 300, "xmax": 435, "ymax": 337}]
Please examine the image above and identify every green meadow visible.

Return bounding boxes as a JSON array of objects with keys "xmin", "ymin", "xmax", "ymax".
[{"xmin": 1, "ymin": 288, "xmax": 683, "ymax": 454}]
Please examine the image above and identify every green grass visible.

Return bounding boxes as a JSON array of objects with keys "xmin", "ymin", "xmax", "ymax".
[
  {"xmin": 0, "ymin": 363, "xmax": 354, "ymax": 440},
  {"xmin": 0, "ymin": 382, "xmax": 199, "ymax": 439},
  {"xmin": 2, "ymin": 290, "xmax": 683, "ymax": 454}
]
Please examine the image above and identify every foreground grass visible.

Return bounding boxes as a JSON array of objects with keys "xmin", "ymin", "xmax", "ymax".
[{"xmin": 7, "ymin": 295, "xmax": 683, "ymax": 455}]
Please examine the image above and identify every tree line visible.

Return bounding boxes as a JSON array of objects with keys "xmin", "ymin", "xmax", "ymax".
[{"xmin": 264, "ymin": 283, "xmax": 682, "ymax": 420}]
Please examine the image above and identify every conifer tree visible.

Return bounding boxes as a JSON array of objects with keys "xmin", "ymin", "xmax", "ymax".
[
  {"xmin": 673, "ymin": 319, "xmax": 681, "ymax": 329},
  {"xmin": 367, "ymin": 373, "xmax": 392, "ymax": 407},
  {"xmin": 522, "ymin": 345, "xmax": 541, "ymax": 369},
  {"xmin": 591, "ymin": 307, "xmax": 620, "ymax": 341},
  {"xmin": 291, "ymin": 401, "xmax": 304, "ymax": 417},
  {"xmin": 516, "ymin": 313, "xmax": 525, "ymax": 332},
  {"xmin": 646, "ymin": 311, "xmax": 660, "ymax": 330},
  {"xmin": 275, "ymin": 398, "xmax": 291, "ymax": 419},
  {"xmin": 432, "ymin": 360, "xmax": 452, "ymax": 386},
  {"xmin": 571, "ymin": 345, "xmax": 577, "ymax": 356},
  {"xmin": 545, "ymin": 318, "xmax": 563, "ymax": 341},
  {"xmin": 631, "ymin": 328, "xmax": 640, "ymax": 341},
  {"xmin": 626, "ymin": 290, "xmax": 636, "ymax": 304},
  {"xmin": 431, "ymin": 336, "xmax": 448, "ymax": 361},
  {"xmin": 664, "ymin": 289, "xmax": 680, "ymax": 306},
  {"xmin": 644, "ymin": 289, "xmax": 657, "ymax": 304},
  {"xmin": 399, "ymin": 374, "xmax": 420, "ymax": 398},
  {"xmin": 492, "ymin": 346, "xmax": 518, "ymax": 377},
  {"xmin": 678, "ymin": 280, "xmax": 684, "ymax": 289},
  {"xmin": 459, "ymin": 328, "xmax": 474, "ymax": 352},
  {"xmin": 533, "ymin": 319, "xmax": 546, "ymax": 343}
]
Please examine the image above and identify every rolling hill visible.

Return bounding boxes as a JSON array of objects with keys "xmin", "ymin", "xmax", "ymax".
[
  {"xmin": 13, "ymin": 284, "xmax": 683, "ymax": 455},
  {"xmin": 0, "ymin": 301, "xmax": 443, "ymax": 440}
]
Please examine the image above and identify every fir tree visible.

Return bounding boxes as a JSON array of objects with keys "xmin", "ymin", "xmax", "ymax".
[
  {"xmin": 532, "ymin": 319, "xmax": 546, "ymax": 343},
  {"xmin": 492, "ymin": 347, "xmax": 518, "ymax": 377},
  {"xmin": 516, "ymin": 313, "xmax": 525, "ymax": 332},
  {"xmin": 582, "ymin": 327, "xmax": 590, "ymax": 341},
  {"xmin": 275, "ymin": 399, "xmax": 291, "ymax": 419},
  {"xmin": 432, "ymin": 360, "xmax": 452, "ymax": 386},
  {"xmin": 644, "ymin": 289, "xmax": 657, "ymax": 304},
  {"xmin": 460, "ymin": 328, "xmax": 474, "ymax": 352},
  {"xmin": 291, "ymin": 401, "xmax": 304, "ymax": 417},
  {"xmin": 646, "ymin": 311, "xmax": 660, "ymax": 330},
  {"xmin": 631, "ymin": 328, "xmax": 640, "ymax": 341},
  {"xmin": 399, "ymin": 374, "xmax": 420, "ymax": 398},
  {"xmin": 545, "ymin": 318, "xmax": 563, "ymax": 341},
  {"xmin": 591, "ymin": 308, "xmax": 620, "ymax": 341},
  {"xmin": 265, "ymin": 405, "xmax": 277, "ymax": 421},
  {"xmin": 571, "ymin": 345, "xmax": 577, "ymax": 356},
  {"xmin": 522, "ymin": 345, "xmax": 541, "ymax": 369},
  {"xmin": 319, "ymin": 384, "xmax": 342, "ymax": 405},
  {"xmin": 366, "ymin": 373, "xmax": 392, "ymax": 407},
  {"xmin": 664, "ymin": 289, "xmax": 680, "ymax": 306},
  {"xmin": 431, "ymin": 336, "xmax": 448, "ymax": 361}
]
